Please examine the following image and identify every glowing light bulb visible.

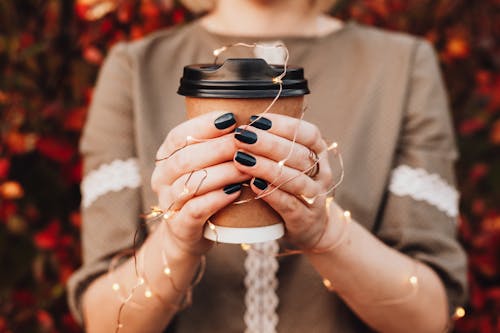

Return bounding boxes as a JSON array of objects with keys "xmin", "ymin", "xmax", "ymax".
[
  {"xmin": 328, "ymin": 142, "xmax": 339, "ymax": 154},
  {"xmin": 272, "ymin": 77, "xmax": 282, "ymax": 84},
  {"xmin": 241, "ymin": 243, "xmax": 251, "ymax": 251},
  {"xmin": 324, "ymin": 197, "xmax": 334, "ymax": 211},
  {"xmin": 278, "ymin": 160, "xmax": 285, "ymax": 167},
  {"xmin": 300, "ymin": 195, "xmax": 315, "ymax": 204},
  {"xmin": 112, "ymin": 283, "xmax": 120, "ymax": 291},
  {"xmin": 147, "ymin": 206, "xmax": 163, "ymax": 218},
  {"xmin": 454, "ymin": 307, "xmax": 465, "ymax": 319},
  {"xmin": 213, "ymin": 46, "xmax": 227, "ymax": 57},
  {"xmin": 145, "ymin": 288, "xmax": 153, "ymax": 298},
  {"xmin": 162, "ymin": 210, "xmax": 174, "ymax": 221},
  {"xmin": 409, "ymin": 275, "xmax": 418, "ymax": 286},
  {"xmin": 343, "ymin": 211, "xmax": 351, "ymax": 218},
  {"xmin": 138, "ymin": 277, "xmax": 145, "ymax": 285},
  {"xmin": 322, "ymin": 278, "xmax": 333, "ymax": 290},
  {"xmin": 163, "ymin": 267, "xmax": 171, "ymax": 276}
]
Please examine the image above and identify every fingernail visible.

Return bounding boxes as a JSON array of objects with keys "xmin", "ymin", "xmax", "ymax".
[
  {"xmin": 252, "ymin": 177, "xmax": 268, "ymax": 190},
  {"xmin": 250, "ymin": 115, "xmax": 272, "ymax": 130},
  {"xmin": 235, "ymin": 151, "xmax": 256, "ymax": 166},
  {"xmin": 223, "ymin": 183, "xmax": 242, "ymax": 194},
  {"xmin": 214, "ymin": 112, "xmax": 236, "ymax": 130},
  {"xmin": 235, "ymin": 128, "xmax": 257, "ymax": 144}
]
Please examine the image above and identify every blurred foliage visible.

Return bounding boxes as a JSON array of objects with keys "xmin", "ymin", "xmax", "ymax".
[{"xmin": 0, "ymin": 0, "xmax": 498, "ymax": 332}]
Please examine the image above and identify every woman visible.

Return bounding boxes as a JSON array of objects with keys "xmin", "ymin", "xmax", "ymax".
[{"xmin": 68, "ymin": 0, "xmax": 467, "ymax": 332}]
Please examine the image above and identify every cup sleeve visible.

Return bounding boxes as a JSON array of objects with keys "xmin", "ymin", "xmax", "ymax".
[
  {"xmin": 67, "ymin": 42, "xmax": 143, "ymax": 325},
  {"xmin": 374, "ymin": 40, "xmax": 467, "ymax": 318}
]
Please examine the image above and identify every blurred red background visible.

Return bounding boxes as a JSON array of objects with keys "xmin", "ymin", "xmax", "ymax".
[{"xmin": 0, "ymin": 0, "xmax": 498, "ymax": 332}]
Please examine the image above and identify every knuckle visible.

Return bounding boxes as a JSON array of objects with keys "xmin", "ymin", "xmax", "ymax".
[
  {"xmin": 299, "ymin": 149, "xmax": 313, "ymax": 171},
  {"xmin": 150, "ymin": 167, "xmax": 161, "ymax": 192},
  {"xmin": 296, "ymin": 175, "xmax": 309, "ymax": 192},
  {"xmin": 301, "ymin": 124, "xmax": 321, "ymax": 151},
  {"xmin": 280, "ymin": 194, "xmax": 301, "ymax": 215},
  {"xmin": 272, "ymin": 164, "xmax": 284, "ymax": 183},
  {"xmin": 155, "ymin": 142, "xmax": 167, "ymax": 160},
  {"xmin": 213, "ymin": 137, "xmax": 229, "ymax": 157},
  {"xmin": 184, "ymin": 200, "xmax": 206, "ymax": 221},
  {"xmin": 324, "ymin": 168, "xmax": 333, "ymax": 185},
  {"xmin": 309, "ymin": 125, "xmax": 322, "ymax": 148},
  {"xmin": 158, "ymin": 186, "xmax": 173, "ymax": 208},
  {"xmin": 277, "ymin": 138, "xmax": 291, "ymax": 161},
  {"xmin": 165, "ymin": 127, "xmax": 178, "ymax": 145},
  {"xmin": 287, "ymin": 209, "xmax": 304, "ymax": 223},
  {"xmin": 318, "ymin": 138, "xmax": 328, "ymax": 152},
  {"xmin": 165, "ymin": 128, "xmax": 185, "ymax": 154},
  {"xmin": 319, "ymin": 159, "xmax": 334, "ymax": 184},
  {"xmin": 167, "ymin": 177, "xmax": 182, "ymax": 199},
  {"xmin": 287, "ymin": 207, "xmax": 303, "ymax": 223},
  {"xmin": 170, "ymin": 151, "xmax": 190, "ymax": 176}
]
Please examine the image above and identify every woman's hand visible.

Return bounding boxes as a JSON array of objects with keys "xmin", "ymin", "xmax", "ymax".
[
  {"xmin": 232, "ymin": 114, "xmax": 334, "ymax": 248},
  {"xmin": 151, "ymin": 111, "xmax": 250, "ymax": 258}
]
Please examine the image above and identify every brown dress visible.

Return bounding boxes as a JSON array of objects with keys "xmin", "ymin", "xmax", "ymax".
[{"xmin": 68, "ymin": 20, "xmax": 467, "ymax": 332}]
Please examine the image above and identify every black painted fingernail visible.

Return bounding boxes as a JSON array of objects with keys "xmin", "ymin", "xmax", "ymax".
[
  {"xmin": 214, "ymin": 112, "xmax": 236, "ymax": 130},
  {"xmin": 235, "ymin": 151, "xmax": 256, "ymax": 166},
  {"xmin": 252, "ymin": 178, "xmax": 268, "ymax": 190},
  {"xmin": 250, "ymin": 115, "xmax": 272, "ymax": 130},
  {"xmin": 235, "ymin": 128, "xmax": 257, "ymax": 144},
  {"xmin": 223, "ymin": 183, "xmax": 242, "ymax": 194}
]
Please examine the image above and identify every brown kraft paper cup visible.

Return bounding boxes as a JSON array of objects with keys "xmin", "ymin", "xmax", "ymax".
[{"xmin": 178, "ymin": 58, "xmax": 309, "ymax": 244}]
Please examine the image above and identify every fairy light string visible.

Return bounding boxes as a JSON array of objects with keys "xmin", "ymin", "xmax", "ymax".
[
  {"xmin": 109, "ymin": 168, "xmax": 209, "ymax": 332},
  {"xmin": 233, "ymin": 107, "xmax": 307, "ymax": 205},
  {"xmin": 213, "ymin": 43, "xmax": 343, "ymax": 206},
  {"xmin": 211, "ymin": 44, "xmax": 444, "ymax": 315},
  {"xmin": 255, "ymin": 140, "xmax": 344, "ymax": 203},
  {"xmin": 108, "ymin": 42, "xmax": 464, "ymax": 331}
]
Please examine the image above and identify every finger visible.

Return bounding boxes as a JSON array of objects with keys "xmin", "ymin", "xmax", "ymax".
[
  {"xmin": 233, "ymin": 126, "xmax": 316, "ymax": 171},
  {"xmin": 233, "ymin": 150, "xmax": 322, "ymax": 198},
  {"xmin": 157, "ymin": 162, "xmax": 250, "ymax": 210},
  {"xmin": 247, "ymin": 114, "xmax": 327, "ymax": 154},
  {"xmin": 249, "ymin": 182, "xmax": 325, "ymax": 245},
  {"xmin": 156, "ymin": 111, "xmax": 236, "ymax": 161},
  {"xmin": 152, "ymin": 133, "xmax": 236, "ymax": 188},
  {"xmin": 167, "ymin": 185, "xmax": 242, "ymax": 244}
]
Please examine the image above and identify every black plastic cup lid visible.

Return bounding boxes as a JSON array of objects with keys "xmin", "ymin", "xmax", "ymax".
[{"xmin": 177, "ymin": 58, "xmax": 310, "ymax": 98}]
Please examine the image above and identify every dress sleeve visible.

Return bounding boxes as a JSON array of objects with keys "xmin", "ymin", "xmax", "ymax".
[
  {"xmin": 67, "ymin": 42, "xmax": 143, "ymax": 324},
  {"xmin": 374, "ymin": 40, "xmax": 467, "ymax": 317}
]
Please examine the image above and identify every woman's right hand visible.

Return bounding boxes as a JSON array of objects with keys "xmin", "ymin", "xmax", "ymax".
[{"xmin": 151, "ymin": 111, "xmax": 249, "ymax": 259}]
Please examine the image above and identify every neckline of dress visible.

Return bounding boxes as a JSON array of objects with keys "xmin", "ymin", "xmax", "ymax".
[{"xmin": 191, "ymin": 19, "xmax": 356, "ymax": 45}]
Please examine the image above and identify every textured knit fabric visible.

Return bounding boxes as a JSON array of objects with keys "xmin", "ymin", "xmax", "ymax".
[{"xmin": 68, "ymin": 20, "xmax": 467, "ymax": 332}]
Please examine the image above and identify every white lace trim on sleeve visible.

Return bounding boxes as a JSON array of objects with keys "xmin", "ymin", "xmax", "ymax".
[
  {"xmin": 81, "ymin": 158, "xmax": 141, "ymax": 208},
  {"xmin": 389, "ymin": 164, "xmax": 459, "ymax": 218},
  {"xmin": 244, "ymin": 240, "xmax": 279, "ymax": 333}
]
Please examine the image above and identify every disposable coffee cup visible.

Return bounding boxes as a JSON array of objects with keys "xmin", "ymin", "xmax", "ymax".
[{"xmin": 178, "ymin": 58, "xmax": 309, "ymax": 244}]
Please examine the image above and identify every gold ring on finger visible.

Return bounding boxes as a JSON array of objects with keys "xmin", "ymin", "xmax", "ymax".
[{"xmin": 305, "ymin": 149, "xmax": 320, "ymax": 178}]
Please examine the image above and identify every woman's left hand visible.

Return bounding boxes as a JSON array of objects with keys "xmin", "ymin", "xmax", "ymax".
[{"xmin": 232, "ymin": 113, "xmax": 334, "ymax": 248}]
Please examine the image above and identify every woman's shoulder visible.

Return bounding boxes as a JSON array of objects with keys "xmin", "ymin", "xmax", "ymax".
[
  {"xmin": 330, "ymin": 21, "xmax": 437, "ymax": 75},
  {"xmin": 344, "ymin": 21, "xmax": 428, "ymax": 52},
  {"xmin": 108, "ymin": 21, "xmax": 204, "ymax": 62}
]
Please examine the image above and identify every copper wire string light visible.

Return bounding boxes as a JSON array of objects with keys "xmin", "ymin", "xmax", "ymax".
[
  {"xmin": 109, "ymin": 169, "xmax": 209, "ymax": 332},
  {"xmin": 255, "ymin": 140, "xmax": 344, "ymax": 203},
  {"xmin": 213, "ymin": 43, "xmax": 344, "ymax": 206},
  {"xmin": 107, "ymin": 42, "xmax": 462, "ymax": 330},
  {"xmin": 213, "ymin": 42, "xmax": 289, "ymax": 140}
]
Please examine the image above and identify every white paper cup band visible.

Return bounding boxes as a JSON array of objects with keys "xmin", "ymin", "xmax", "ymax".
[{"xmin": 203, "ymin": 223, "xmax": 284, "ymax": 244}]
